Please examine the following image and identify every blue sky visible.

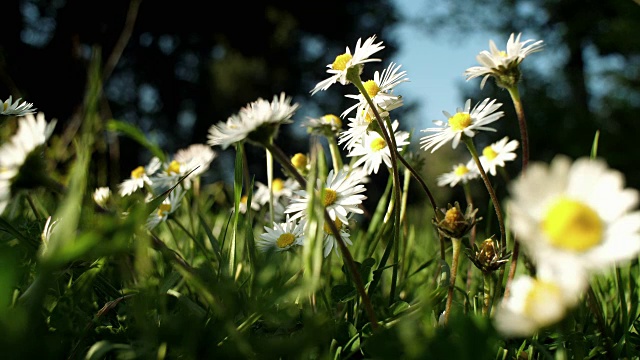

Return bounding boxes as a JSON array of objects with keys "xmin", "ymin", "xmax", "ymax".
[{"xmin": 390, "ymin": 0, "xmax": 496, "ymax": 131}]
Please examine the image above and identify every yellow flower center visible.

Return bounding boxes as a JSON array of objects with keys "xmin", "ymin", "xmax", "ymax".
[
  {"xmin": 370, "ymin": 137, "xmax": 387, "ymax": 151},
  {"xmin": 363, "ymin": 80, "xmax": 380, "ymax": 97},
  {"xmin": 454, "ymin": 165, "xmax": 469, "ymax": 177},
  {"xmin": 322, "ymin": 114, "xmax": 342, "ymax": 128},
  {"xmin": 323, "ymin": 218, "xmax": 343, "ymax": 235},
  {"xmin": 498, "ymin": 50, "xmax": 508, "ymax": 57},
  {"xmin": 482, "ymin": 146, "xmax": 498, "ymax": 161},
  {"xmin": 157, "ymin": 203, "xmax": 172, "ymax": 217},
  {"xmin": 444, "ymin": 207, "xmax": 462, "ymax": 229},
  {"xmin": 272, "ymin": 178, "xmax": 285, "ymax": 192},
  {"xmin": 291, "ymin": 153, "xmax": 308, "ymax": 170},
  {"xmin": 276, "ymin": 233, "xmax": 296, "ymax": 248},
  {"xmin": 131, "ymin": 166, "xmax": 146, "ymax": 179},
  {"xmin": 166, "ymin": 160, "xmax": 182, "ymax": 175},
  {"xmin": 448, "ymin": 113, "xmax": 472, "ymax": 131},
  {"xmin": 364, "ymin": 113, "xmax": 373, "ymax": 124},
  {"xmin": 542, "ymin": 197, "xmax": 603, "ymax": 252},
  {"xmin": 523, "ymin": 279, "xmax": 562, "ymax": 320},
  {"xmin": 322, "ymin": 188, "xmax": 338, "ymax": 207},
  {"xmin": 2, "ymin": 103, "xmax": 7, "ymax": 111},
  {"xmin": 240, "ymin": 195, "xmax": 248, "ymax": 204},
  {"xmin": 332, "ymin": 53, "xmax": 353, "ymax": 71}
]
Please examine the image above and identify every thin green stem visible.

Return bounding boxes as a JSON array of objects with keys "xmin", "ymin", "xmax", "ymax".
[
  {"xmin": 263, "ymin": 141, "xmax": 379, "ymax": 330},
  {"xmin": 444, "ymin": 237, "xmax": 462, "ymax": 324},
  {"xmin": 266, "ymin": 148, "xmax": 274, "ymax": 224},
  {"xmin": 482, "ymin": 272, "xmax": 494, "ymax": 317},
  {"xmin": 327, "ymin": 135, "xmax": 343, "ymax": 172}
]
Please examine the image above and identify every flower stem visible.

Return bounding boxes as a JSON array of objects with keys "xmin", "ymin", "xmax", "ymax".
[
  {"xmin": 327, "ymin": 135, "xmax": 343, "ymax": 173},
  {"xmin": 482, "ymin": 271, "xmax": 494, "ymax": 316},
  {"xmin": 503, "ymin": 86, "xmax": 528, "ymax": 300},
  {"xmin": 462, "ymin": 136, "xmax": 507, "ymax": 294},
  {"xmin": 266, "ymin": 148, "xmax": 275, "ymax": 225},
  {"xmin": 444, "ymin": 237, "xmax": 462, "ymax": 324},
  {"xmin": 263, "ymin": 141, "xmax": 379, "ymax": 330}
]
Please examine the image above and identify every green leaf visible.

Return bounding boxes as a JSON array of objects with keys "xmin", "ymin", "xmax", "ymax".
[
  {"xmin": 106, "ymin": 119, "xmax": 166, "ymax": 162},
  {"xmin": 590, "ymin": 130, "xmax": 600, "ymax": 159}
]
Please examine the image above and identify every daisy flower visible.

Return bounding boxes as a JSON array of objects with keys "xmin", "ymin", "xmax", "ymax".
[
  {"xmin": 465, "ymin": 32, "xmax": 544, "ymax": 89},
  {"xmin": 285, "ymin": 168, "xmax": 367, "ymax": 224},
  {"xmin": 146, "ymin": 186, "xmax": 186, "ymax": 230},
  {"xmin": 1, "ymin": 96, "xmax": 37, "ymax": 116},
  {"xmin": 436, "ymin": 160, "xmax": 480, "ymax": 188},
  {"xmin": 93, "ymin": 187, "xmax": 112, "ymax": 209},
  {"xmin": 302, "ymin": 114, "xmax": 343, "ymax": 137},
  {"xmin": 507, "ymin": 155, "xmax": 640, "ymax": 273},
  {"xmin": 346, "ymin": 119, "xmax": 410, "ymax": 175},
  {"xmin": 419, "ymin": 98, "xmax": 504, "ymax": 153},
  {"xmin": 479, "ymin": 136, "xmax": 519, "ymax": 176},
  {"xmin": 152, "ymin": 144, "xmax": 217, "ymax": 190},
  {"xmin": 493, "ymin": 262, "xmax": 588, "ymax": 338},
  {"xmin": 322, "ymin": 216, "xmax": 353, "ymax": 258},
  {"xmin": 208, "ymin": 92, "xmax": 298, "ymax": 149},
  {"xmin": 257, "ymin": 215, "xmax": 306, "ymax": 253},
  {"xmin": 237, "ymin": 194, "xmax": 261, "ymax": 214},
  {"xmin": 310, "ymin": 35, "xmax": 385, "ymax": 95},
  {"xmin": 341, "ymin": 62, "xmax": 408, "ymax": 119},
  {"xmin": 0, "ymin": 112, "xmax": 56, "ymax": 213},
  {"xmin": 338, "ymin": 109, "xmax": 375, "ymax": 151},
  {"xmin": 118, "ymin": 157, "xmax": 162, "ymax": 197}
]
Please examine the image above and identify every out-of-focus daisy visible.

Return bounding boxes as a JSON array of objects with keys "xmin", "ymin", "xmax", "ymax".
[
  {"xmin": 437, "ymin": 161, "xmax": 480, "ymax": 188},
  {"xmin": 93, "ymin": 187, "xmax": 112, "ymax": 209},
  {"xmin": 419, "ymin": 98, "xmax": 504, "ymax": 153},
  {"xmin": 285, "ymin": 168, "xmax": 367, "ymax": 224},
  {"xmin": 146, "ymin": 187, "xmax": 186, "ymax": 230},
  {"xmin": 257, "ymin": 215, "xmax": 306, "ymax": 253},
  {"xmin": 310, "ymin": 35, "xmax": 385, "ymax": 95},
  {"xmin": 465, "ymin": 33, "xmax": 544, "ymax": 89},
  {"xmin": 208, "ymin": 92, "xmax": 298, "ymax": 149},
  {"xmin": 341, "ymin": 62, "xmax": 408, "ymax": 119},
  {"xmin": 347, "ymin": 120, "xmax": 410, "ymax": 175},
  {"xmin": 291, "ymin": 153, "xmax": 310, "ymax": 176},
  {"xmin": 152, "ymin": 144, "xmax": 216, "ymax": 190},
  {"xmin": 302, "ymin": 114, "xmax": 342, "ymax": 137},
  {"xmin": 507, "ymin": 155, "xmax": 640, "ymax": 273},
  {"xmin": 322, "ymin": 217, "xmax": 353, "ymax": 258},
  {"xmin": 479, "ymin": 136, "xmax": 519, "ymax": 176},
  {"xmin": 118, "ymin": 157, "xmax": 161, "ymax": 197},
  {"xmin": 1, "ymin": 96, "xmax": 36, "ymax": 116},
  {"xmin": 0, "ymin": 112, "xmax": 56, "ymax": 213},
  {"xmin": 493, "ymin": 262, "xmax": 587, "ymax": 338},
  {"xmin": 254, "ymin": 178, "xmax": 296, "ymax": 206},
  {"xmin": 238, "ymin": 194, "xmax": 261, "ymax": 214}
]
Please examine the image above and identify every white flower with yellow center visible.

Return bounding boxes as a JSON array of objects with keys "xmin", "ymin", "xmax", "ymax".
[
  {"xmin": 322, "ymin": 216, "xmax": 353, "ymax": 258},
  {"xmin": 310, "ymin": 35, "xmax": 385, "ymax": 95},
  {"xmin": 152, "ymin": 144, "xmax": 217, "ymax": 190},
  {"xmin": 146, "ymin": 187, "xmax": 186, "ymax": 230},
  {"xmin": 419, "ymin": 98, "xmax": 504, "ymax": 153},
  {"xmin": 208, "ymin": 93, "xmax": 298, "ymax": 149},
  {"xmin": 303, "ymin": 114, "xmax": 343, "ymax": 136},
  {"xmin": 507, "ymin": 155, "xmax": 640, "ymax": 272},
  {"xmin": 285, "ymin": 168, "xmax": 367, "ymax": 224},
  {"xmin": 479, "ymin": 136, "xmax": 519, "ymax": 176},
  {"xmin": 257, "ymin": 215, "xmax": 306, "ymax": 253},
  {"xmin": 493, "ymin": 262, "xmax": 587, "ymax": 337},
  {"xmin": 465, "ymin": 33, "xmax": 544, "ymax": 89},
  {"xmin": 346, "ymin": 120, "xmax": 410, "ymax": 175},
  {"xmin": 338, "ymin": 109, "xmax": 375, "ymax": 151},
  {"xmin": 341, "ymin": 62, "xmax": 408, "ymax": 119},
  {"xmin": 437, "ymin": 161, "xmax": 480, "ymax": 188},
  {"xmin": 118, "ymin": 157, "xmax": 161, "ymax": 197},
  {"xmin": 1, "ymin": 96, "xmax": 36, "ymax": 116},
  {"xmin": 0, "ymin": 112, "xmax": 56, "ymax": 214}
]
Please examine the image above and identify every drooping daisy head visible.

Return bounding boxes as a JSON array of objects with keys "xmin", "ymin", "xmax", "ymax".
[
  {"xmin": 1, "ymin": 96, "xmax": 37, "ymax": 116},
  {"xmin": 208, "ymin": 92, "xmax": 299, "ymax": 149},
  {"xmin": 347, "ymin": 119, "xmax": 410, "ymax": 175},
  {"xmin": 493, "ymin": 261, "xmax": 587, "ymax": 338},
  {"xmin": 479, "ymin": 136, "xmax": 519, "ymax": 176},
  {"xmin": 303, "ymin": 114, "xmax": 343, "ymax": 137},
  {"xmin": 322, "ymin": 216, "xmax": 353, "ymax": 258},
  {"xmin": 257, "ymin": 215, "xmax": 306, "ymax": 253},
  {"xmin": 310, "ymin": 35, "xmax": 385, "ymax": 95},
  {"xmin": 436, "ymin": 160, "xmax": 480, "ymax": 188},
  {"xmin": 341, "ymin": 62, "xmax": 408, "ymax": 119},
  {"xmin": 507, "ymin": 155, "xmax": 640, "ymax": 273},
  {"xmin": 93, "ymin": 187, "xmax": 112, "ymax": 209},
  {"xmin": 285, "ymin": 168, "xmax": 367, "ymax": 224},
  {"xmin": 465, "ymin": 33, "xmax": 544, "ymax": 89},
  {"xmin": 0, "ymin": 112, "xmax": 57, "ymax": 211},
  {"xmin": 419, "ymin": 98, "xmax": 504, "ymax": 153},
  {"xmin": 146, "ymin": 186, "xmax": 186, "ymax": 230}
]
